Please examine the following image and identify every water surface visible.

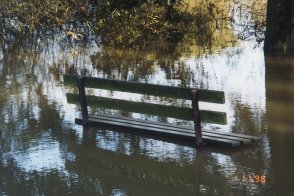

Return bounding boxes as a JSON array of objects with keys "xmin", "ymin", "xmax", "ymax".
[
  {"xmin": 1, "ymin": 0, "xmax": 294, "ymax": 195},
  {"xmin": 1, "ymin": 39, "xmax": 293, "ymax": 195}
]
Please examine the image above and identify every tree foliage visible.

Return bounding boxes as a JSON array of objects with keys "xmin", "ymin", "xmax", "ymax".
[{"xmin": 0, "ymin": 0, "xmax": 235, "ymax": 52}]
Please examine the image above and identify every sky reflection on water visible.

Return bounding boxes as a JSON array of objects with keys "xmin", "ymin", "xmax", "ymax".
[{"xmin": 0, "ymin": 33, "xmax": 293, "ymax": 194}]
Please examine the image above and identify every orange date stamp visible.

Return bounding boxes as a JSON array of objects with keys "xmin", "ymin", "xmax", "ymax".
[{"xmin": 231, "ymin": 174, "xmax": 267, "ymax": 183}]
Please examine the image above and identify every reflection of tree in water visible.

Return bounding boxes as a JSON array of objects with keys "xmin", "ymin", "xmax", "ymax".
[
  {"xmin": 0, "ymin": 133, "xmax": 237, "ymax": 195},
  {"xmin": 0, "ymin": 42, "xmax": 271, "ymax": 195},
  {"xmin": 230, "ymin": 101, "xmax": 265, "ymax": 136},
  {"xmin": 265, "ymin": 57, "xmax": 294, "ymax": 194},
  {"xmin": 0, "ymin": 157, "xmax": 104, "ymax": 195},
  {"xmin": 0, "ymin": 45, "xmax": 66, "ymax": 153},
  {"xmin": 90, "ymin": 47, "xmax": 196, "ymax": 87},
  {"xmin": 0, "ymin": 1, "xmax": 272, "ymax": 194},
  {"xmin": 0, "ymin": 43, "xmax": 100, "ymax": 195},
  {"xmin": 90, "ymin": 48, "xmax": 156, "ymax": 81},
  {"xmin": 64, "ymin": 128, "xmax": 233, "ymax": 195}
]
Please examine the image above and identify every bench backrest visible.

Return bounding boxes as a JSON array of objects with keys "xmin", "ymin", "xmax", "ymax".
[{"xmin": 63, "ymin": 74, "xmax": 227, "ymax": 125}]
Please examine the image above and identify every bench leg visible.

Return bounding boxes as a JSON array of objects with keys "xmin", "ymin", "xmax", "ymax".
[
  {"xmin": 191, "ymin": 89, "xmax": 203, "ymax": 146},
  {"xmin": 77, "ymin": 76, "xmax": 89, "ymax": 125}
]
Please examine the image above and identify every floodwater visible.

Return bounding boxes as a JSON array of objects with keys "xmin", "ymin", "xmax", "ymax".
[
  {"xmin": 0, "ymin": 39, "xmax": 293, "ymax": 195},
  {"xmin": 1, "ymin": 2, "xmax": 294, "ymax": 196}
]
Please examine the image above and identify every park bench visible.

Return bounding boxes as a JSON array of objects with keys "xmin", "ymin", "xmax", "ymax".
[{"xmin": 63, "ymin": 75, "xmax": 261, "ymax": 147}]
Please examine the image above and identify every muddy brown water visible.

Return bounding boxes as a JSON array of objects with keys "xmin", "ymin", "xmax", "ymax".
[{"xmin": 0, "ymin": 39, "xmax": 293, "ymax": 195}]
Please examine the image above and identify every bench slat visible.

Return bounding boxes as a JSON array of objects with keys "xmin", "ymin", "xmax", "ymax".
[
  {"xmin": 89, "ymin": 114, "xmax": 251, "ymax": 145},
  {"xmin": 63, "ymin": 75, "xmax": 225, "ymax": 103},
  {"xmin": 66, "ymin": 93, "xmax": 227, "ymax": 125},
  {"xmin": 75, "ymin": 116, "xmax": 241, "ymax": 147}
]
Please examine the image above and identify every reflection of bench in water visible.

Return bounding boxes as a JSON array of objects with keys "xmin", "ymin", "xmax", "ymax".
[
  {"xmin": 65, "ymin": 130, "xmax": 229, "ymax": 194},
  {"xmin": 63, "ymin": 75, "xmax": 261, "ymax": 147}
]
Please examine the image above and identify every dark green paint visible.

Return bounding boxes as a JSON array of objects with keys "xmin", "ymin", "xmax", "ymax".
[
  {"xmin": 63, "ymin": 74, "xmax": 225, "ymax": 103},
  {"xmin": 66, "ymin": 93, "xmax": 227, "ymax": 125}
]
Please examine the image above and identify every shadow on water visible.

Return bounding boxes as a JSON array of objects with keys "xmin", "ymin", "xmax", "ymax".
[{"xmin": 265, "ymin": 56, "xmax": 294, "ymax": 194}]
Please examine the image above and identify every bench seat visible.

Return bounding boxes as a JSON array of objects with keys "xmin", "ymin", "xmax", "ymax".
[{"xmin": 75, "ymin": 114, "xmax": 261, "ymax": 148}]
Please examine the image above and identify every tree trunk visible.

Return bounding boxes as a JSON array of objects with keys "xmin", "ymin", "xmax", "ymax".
[{"xmin": 264, "ymin": 0, "xmax": 294, "ymax": 53}]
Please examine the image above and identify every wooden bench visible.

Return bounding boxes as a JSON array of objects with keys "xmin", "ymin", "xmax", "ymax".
[{"xmin": 63, "ymin": 75, "xmax": 261, "ymax": 147}]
